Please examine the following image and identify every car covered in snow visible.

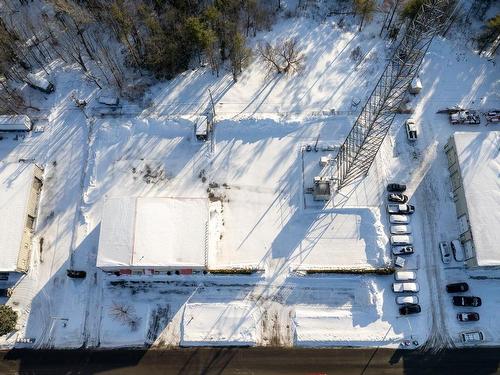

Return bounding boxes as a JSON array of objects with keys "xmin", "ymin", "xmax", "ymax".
[
  {"xmin": 390, "ymin": 225, "xmax": 412, "ymax": 235},
  {"xmin": 396, "ymin": 295, "xmax": 419, "ymax": 305},
  {"xmin": 387, "ymin": 183, "xmax": 406, "ymax": 192},
  {"xmin": 392, "ymin": 282, "xmax": 419, "ymax": 293},
  {"xmin": 451, "ymin": 240, "xmax": 464, "ymax": 262},
  {"xmin": 449, "ymin": 110, "xmax": 480, "ymax": 125},
  {"xmin": 461, "ymin": 331, "xmax": 484, "ymax": 343},
  {"xmin": 439, "ymin": 241, "xmax": 451, "ymax": 264},
  {"xmin": 446, "ymin": 282, "xmax": 469, "ymax": 293},
  {"xmin": 457, "ymin": 312, "xmax": 479, "ymax": 322},
  {"xmin": 390, "ymin": 235, "xmax": 413, "ymax": 246},
  {"xmin": 405, "ymin": 119, "xmax": 417, "ymax": 141},
  {"xmin": 392, "ymin": 246, "xmax": 414, "ymax": 256},
  {"xmin": 387, "ymin": 204, "xmax": 415, "ymax": 214},
  {"xmin": 453, "ymin": 296, "xmax": 482, "ymax": 307},
  {"xmin": 389, "ymin": 214, "xmax": 410, "ymax": 224},
  {"xmin": 399, "ymin": 303, "xmax": 421, "ymax": 315},
  {"xmin": 388, "ymin": 193, "xmax": 408, "ymax": 203},
  {"xmin": 394, "ymin": 271, "xmax": 417, "ymax": 281}
]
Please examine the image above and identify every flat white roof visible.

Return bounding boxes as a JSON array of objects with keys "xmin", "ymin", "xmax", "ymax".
[
  {"xmin": 97, "ymin": 197, "xmax": 208, "ymax": 269},
  {"xmin": 0, "ymin": 162, "xmax": 35, "ymax": 272},
  {"xmin": 453, "ymin": 131, "xmax": 500, "ymax": 266}
]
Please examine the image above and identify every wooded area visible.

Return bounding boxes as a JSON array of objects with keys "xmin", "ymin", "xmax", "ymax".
[{"xmin": 0, "ymin": 0, "xmax": 497, "ymax": 114}]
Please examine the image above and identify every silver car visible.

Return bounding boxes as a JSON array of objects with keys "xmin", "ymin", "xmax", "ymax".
[
  {"xmin": 439, "ymin": 241, "xmax": 451, "ymax": 264},
  {"xmin": 396, "ymin": 295, "xmax": 419, "ymax": 305}
]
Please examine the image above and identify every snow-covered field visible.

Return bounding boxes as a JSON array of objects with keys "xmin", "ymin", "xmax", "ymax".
[{"xmin": 1, "ymin": 2, "xmax": 499, "ymax": 350}]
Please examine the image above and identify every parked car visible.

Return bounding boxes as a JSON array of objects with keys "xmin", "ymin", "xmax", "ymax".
[
  {"xmin": 450, "ymin": 110, "xmax": 480, "ymax": 125},
  {"xmin": 446, "ymin": 282, "xmax": 469, "ymax": 293},
  {"xmin": 461, "ymin": 331, "xmax": 484, "ymax": 343},
  {"xmin": 387, "ymin": 183, "xmax": 406, "ymax": 192},
  {"xmin": 387, "ymin": 204, "xmax": 415, "ymax": 214},
  {"xmin": 390, "ymin": 214, "xmax": 410, "ymax": 224},
  {"xmin": 390, "ymin": 225, "xmax": 412, "ymax": 235},
  {"xmin": 453, "ymin": 296, "xmax": 482, "ymax": 307},
  {"xmin": 451, "ymin": 240, "xmax": 464, "ymax": 262},
  {"xmin": 392, "ymin": 246, "xmax": 414, "ymax": 256},
  {"xmin": 439, "ymin": 241, "xmax": 451, "ymax": 264},
  {"xmin": 400, "ymin": 303, "xmax": 421, "ymax": 315},
  {"xmin": 392, "ymin": 282, "xmax": 419, "ymax": 293},
  {"xmin": 391, "ymin": 235, "xmax": 413, "ymax": 246},
  {"xmin": 457, "ymin": 312, "xmax": 480, "ymax": 322},
  {"xmin": 396, "ymin": 295, "xmax": 419, "ymax": 305},
  {"xmin": 388, "ymin": 193, "xmax": 408, "ymax": 203},
  {"xmin": 485, "ymin": 110, "xmax": 500, "ymax": 123},
  {"xmin": 0, "ymin": 288, "xmax": 12, "ymax": 298},
  {"xmin": 67, "ymin": 269, "xmax": 87, "ymax": 279},
  {"xmin": 394, "ymin": 270, "xmax": 417, "ymax": 281},
  {"xmin": 405, "ymin": 119, "xmax": 418, "ymax": 141}
]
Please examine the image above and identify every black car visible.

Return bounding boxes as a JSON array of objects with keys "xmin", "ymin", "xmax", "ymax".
[
  {"xmin": 387, "ymin": 183, "xmax": 406, "ymax": 192},
  {"xmin": 67, "ymin": 269, "xmax": 87, "ymax": 279},
  {"xmin": 392, "ymin": 246, "xmax": 414, "ymax": 256},
  {"xmin": 388, "ymin": 193, "xmax": 408, "ymax": 203},
  {"xmin": 399, "ymin": 303, "xmax": 421, "ymax": 315},
  {"xmin": 446, "ymin": 282, "xmax": 469, "ymax": 293},
  {"xmin": 457, "ymin": 312, "xmax": 480, "ymax": 322},
  {"xmin": 453, "ymin": 296, "xmax": 481, "ymax": 307}
]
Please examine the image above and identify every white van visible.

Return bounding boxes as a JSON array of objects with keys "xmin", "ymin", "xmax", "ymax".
[
  {"xmin": 390, "ymin": 225, "xmax": 412, "ymax": 234},
  {"xmin": 392, "ymin": 282, "xmax": 419, "ymax": 293},
  {"xmin": 394, "ymin": 270, "xmax": 417, "ymax": 281},
  {"xmin": 391, "ymin": 235, "xmax": 413, "ymax": 246}
]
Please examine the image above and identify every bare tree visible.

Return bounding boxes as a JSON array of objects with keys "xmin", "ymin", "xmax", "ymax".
[
  {"xmin": 109, "ymin": 302, "xmax": 142, "ymax": 331},
  {"xmin": 258, "ymin": 38, "xmax": 304, "ymax": 75}
]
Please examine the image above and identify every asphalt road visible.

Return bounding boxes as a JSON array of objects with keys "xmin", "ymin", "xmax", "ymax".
[{"xmin": 1, "ymin": 347, "xmax": 499, "ymax": 375}]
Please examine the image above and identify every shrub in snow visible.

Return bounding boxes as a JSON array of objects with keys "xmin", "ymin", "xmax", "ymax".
[
  {"xmin": 109, "ymin": 302, "xmax": 142, "ymax": 331},
  {"xmin": 0, "ymin": 305, "xmax": 18, "ymax": 336}
]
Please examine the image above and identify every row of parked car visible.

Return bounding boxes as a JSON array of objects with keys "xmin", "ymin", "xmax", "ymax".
[
  {"xmin": 385, "ymin": 183, "xmax": 421, "ymax": 316},
  {"xmin": 446, "ymin": 282, "xmax": 484, "ymax": 343}
]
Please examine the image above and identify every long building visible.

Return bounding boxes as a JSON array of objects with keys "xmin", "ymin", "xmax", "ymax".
[
  {"xmin": 444, "ymin": 131, "xmax": 500, "ymax": 268},
  {"xmin": 96, "ymin": 197, "xmax": 208, "ymax": 275},
  {"xmin": 0, "ymin": 162, "xmax": 43, "ymax": 280}
]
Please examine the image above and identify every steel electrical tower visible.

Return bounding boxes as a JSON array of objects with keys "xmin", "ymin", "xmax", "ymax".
[{"xmin": 334, "ymin": 0, "xmax": 454, "ymax": 190}]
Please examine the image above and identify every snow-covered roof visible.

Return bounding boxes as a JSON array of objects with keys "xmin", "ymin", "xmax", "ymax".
[
  {"xmin": 0, "ymin": 162, "xmax": 35, "ymax": 272},
  {"xmin": 97, "ymin": 197, "xmax": 208, "ymax": 269},
  {"xmin": 453, "ymin": 131, "xmax": 500, "ymax": 266}
]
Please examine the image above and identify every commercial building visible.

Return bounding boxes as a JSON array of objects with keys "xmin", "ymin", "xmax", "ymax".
[
  {"xmin": 96, "ymin": 197, "xmax": 208, "ymax": 275},
  {"xmin": 444, "ymin": 131, "xmax": 500, "ymax": 267},
  {"xmin": 0, "ymin": 162, "xmax": 43, "ymax": 280}
]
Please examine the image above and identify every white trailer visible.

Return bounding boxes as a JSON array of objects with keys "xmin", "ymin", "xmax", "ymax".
[
  {"xmin": 26, "ymin": 73, "xmax": 54, "ymax": 93},
  {"xmin": 195, "ymin": 116, "xmax": 209, "ymax": 141},
  {"xmin": 0, "ymin": 115, "xmax": 32, "ymax": 131}
]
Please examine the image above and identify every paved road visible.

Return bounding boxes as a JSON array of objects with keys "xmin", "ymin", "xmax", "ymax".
[{"xmin": 1, "ymin": 348, "xmax": 499, "ymax": 375}]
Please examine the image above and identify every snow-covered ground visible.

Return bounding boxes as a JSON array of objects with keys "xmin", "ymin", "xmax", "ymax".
[{"xmin": 1, "ymin": 3, "xmax": 499, "ymax": 350}]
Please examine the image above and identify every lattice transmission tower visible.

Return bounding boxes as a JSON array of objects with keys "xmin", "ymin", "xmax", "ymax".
[{"xmin": 334, "ymin": 0, "xmax": 455, "ymax": 190}]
